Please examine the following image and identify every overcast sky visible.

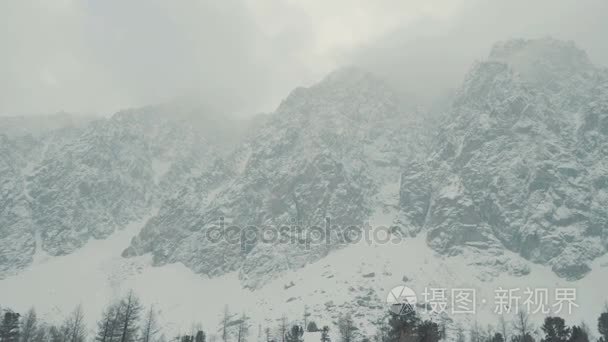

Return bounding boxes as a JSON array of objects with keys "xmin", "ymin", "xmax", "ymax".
[{"xmin": 1, "ymin": 0, "xmax": 607, "ymax": 117}]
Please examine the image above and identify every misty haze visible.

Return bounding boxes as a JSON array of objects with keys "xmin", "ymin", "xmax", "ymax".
[{"xmin": 1, "ymin": 2, "xmax": 608, "ymax": 342}]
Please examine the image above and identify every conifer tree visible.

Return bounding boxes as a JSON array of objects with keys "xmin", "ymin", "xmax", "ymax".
[
  {"xmin": 321, "ymin": 327, "xmax": 330, "ymax": 342},
  {"xmin": 117, "ymin": 292, "xmax": 143, "ymax": 342},
  {"xmin": 32, "ymin": 324, "xmax": 47, "ymax": 342},
  {"xmin": 599, "ymin": 312, "xmax": 608, "ymax": 342},
  {"xmin": 285, "ymin": 326, "xmax": 303, "ymax": 342},
  {"xmin": 568, "ymin": 326, "xmax": 588, "ymax": 342},
  {"xmin": 48, "ymin": 325, "xmax": 63, "ymax": 342},
  {"xmin": 307, "ymin": 322, "xmax": 319, "ymax": 333},
  {"xmin": 416, "ymin": 321, "xmax": 439, "ymax": 342},
  {"xmin": 195, "ymin": 331, "xmax": 206, "ymax": 342},
  {"xmin": 491, "ymin": 333, "xmax": 505, "ymax": 342},
  {"xmin": 303, "ymin": 307, "xmax": 310, "ymax": 330},
  {"xmin": 0, "ymin": 310, "xmax": 20, "ymax": 342},
  {"xmin": 278, "ymin": 317, "xmax": 288, "ymax": 342},
  {"xmin": 387, "ymin": 309, "xmax": 419, "ymax": 342},
  {"xmin": 236, "ymin": 314, "xmax": 249, "ymax": 342},
  {"xmin": 373, "ymin": 316, "xmax": 389, "ymax": 342},
  {"xmin": 541, "ymin": 317, "xmax": 571, "ymax": 342}
]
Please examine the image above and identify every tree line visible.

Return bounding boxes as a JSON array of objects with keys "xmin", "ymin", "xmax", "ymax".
[
  {"xmin": 371, "ymin": 307, "xmax": 608, "ymax": 342},
  {"xmin": 2, "ymin": 296, "xmax": 608, "ymax": 342},
  {"xmin": 0, "ymin": 291, "xmax": 158, "ymax": 342}
]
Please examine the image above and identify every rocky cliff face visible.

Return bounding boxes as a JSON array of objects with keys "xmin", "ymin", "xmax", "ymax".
[
  {"xmin": 0, "ymin": 135, "xmax": 35, "ymax": 276},
  {"xmin": 123, "ymin": 68, "xmax": 426, "ymax": 288},
  {"xmin": 397, "ymin": 38, "xmax": 608, "ymax": 280},
  {"xmin": 0, "ymin": 105, "xmax": 238, "ymax": 278},
  {"xmin": 2, "ymin": 38, "xmax": 607, "ymax": 289}
]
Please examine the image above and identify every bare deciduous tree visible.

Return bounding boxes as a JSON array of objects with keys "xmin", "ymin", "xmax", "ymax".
[
  {"xmin": 63, "ymin": 305, "xmax": 87, "ymax": 342},
  {"xmin": 338, "ymin": 313, "xmax": 356, "ymax": 342},
  {"xmin": 513, "ymin": 310, "xmax": 532, "ymax": 341},
  {"xmin": 20, "ymin": 308, "xmax": 38, "ymax": 342},
  {"xmin": 498, "ymin": 316, "xmax": 509, "ymax": 342},
  {"xmin": 141, "ymin": 306, "xmax": 161, "ymax": 342}
]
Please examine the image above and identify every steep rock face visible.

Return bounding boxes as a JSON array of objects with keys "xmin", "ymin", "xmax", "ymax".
[
  {"xmin": 398, "ymin": 38, "xmax": 608, "ymax": 280},
  {"xmin": 124, "ymin": 68, "xmax": 424, "ymax": 288},
  {"xmin": 0, "ymin": 135, "xmax": 35, "ymax": 277},
  {"xmin": 27, "ymin": 106, "xmax": 239, "ymax": 256},
  {"xmin": 0, "ymin": 105, "xmax": 237, "ymax": 277},
  {"xmin": 5, "ymin": 37, "xmax": 606, "ymax": 292},
  {"xmin": 28, "ymin": 116, "xmax": 158, "ymax": 255}
]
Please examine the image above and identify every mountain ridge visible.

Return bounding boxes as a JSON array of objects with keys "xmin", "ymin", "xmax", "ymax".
[{"xmin": 1, "ymin": 37, "xmax": 607, "ymax": 289}]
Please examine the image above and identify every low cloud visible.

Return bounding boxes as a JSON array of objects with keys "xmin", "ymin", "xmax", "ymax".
[{"xmin": 1, "ymin": 0, "xmax": 606, "ymax": 117}]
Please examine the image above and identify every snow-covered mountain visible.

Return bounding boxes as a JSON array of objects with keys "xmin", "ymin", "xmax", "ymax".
[
  {"xmin": 1, "ymin": 37, "xmax": 608, "ymax": 339},
  {"xmin": 0, "ymin": 104, "xmax": 243, "ymax": 278},
  {"xmin": 0, "ymin": 134, "xmax": 35, "ymax": 276},
  {"xmin": 397, "ymin": 38, "xmax": 608, "ymax": 281},
  {"xmin": 122, "ymin": 67, "xmax": 427, "ymax": 288}
]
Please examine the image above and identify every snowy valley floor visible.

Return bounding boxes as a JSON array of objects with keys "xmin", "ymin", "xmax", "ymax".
[{"xmin": 1, "ymin": 215, "xmax": 607, "ymax": 339}]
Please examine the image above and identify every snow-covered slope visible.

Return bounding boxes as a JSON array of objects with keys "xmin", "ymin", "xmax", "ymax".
[
  {"xmin": 123, "ymin": 67, "xmax": 427, "ymax": 289},
  {"xmin": 0, "ymin": 104, "xmax": 241, "ymax": 277},
  {"xmin": 397, "ymin": 37, "xmax": 608, "ymax": 280},
  {"xmin": 2, "ymin": 37, "xmax": 608, "ymax": 342},
  {"xmin": 2, "ymin": 212, "xmax": 607, "ymax": 340}
]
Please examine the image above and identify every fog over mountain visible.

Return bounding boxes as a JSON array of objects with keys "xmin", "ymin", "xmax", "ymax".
[
  {"xmin": 1, "ymin": 0, "xmax": 607, "ymax": 117},
  {"xmin": 1, "ymin": 2, "xmax": 608, "ymax": 342}
]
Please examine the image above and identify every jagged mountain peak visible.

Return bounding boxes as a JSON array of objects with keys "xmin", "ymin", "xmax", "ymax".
[
  {"xmin": 489, "ymin": 37, "xmax": 590, "ymax": 65},
  {"xmin": 318, "ymin": 66, "xmax": 387, "ymax": 88},
  {"xmin": 486, "ymin": 37, "xmax": 595, "ymax": 87},
  {"xmin": 399, "ymin": 37, "xmax": 608, "ymax": 281},
  {"xmin": 3, "ymin": 37, "xmax": 608, "ymax": 335},
  {"xmin": 276, "ymin": 66, "xmax": 405, "ymax": 123},
  {"xmin": 120, "ymin": 66, "xmax": 422, "ymax": 288},
  {"xmin": 110, "ymin": 102, "xmax": 226, "ymax": 127},
  {"xmin": 454, "ymin": 37, "xmax": 605, "ymax": 119}
]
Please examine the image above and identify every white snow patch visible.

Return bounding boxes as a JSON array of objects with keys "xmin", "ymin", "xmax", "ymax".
[
  {"xmin": 2, "ymin": 223, "xmax": 608, "ymax": 338},
  {"xmin": 438, "ymin": 177, "xmax": 463, "ymax": 200},
  {"xmin": 31, "ymin": 230, "xmax": 51, "ymax": 265}
]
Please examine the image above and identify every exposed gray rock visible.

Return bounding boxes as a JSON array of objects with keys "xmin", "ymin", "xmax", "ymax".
[
  {"xmin": 398, "ymin": 38, "xmax": 608, "ymax": 280},
  {"xmin": 3, "ymin": 37, "xmax": 607, "ymax": 290},
  {"xmin": 0, "ymin": 104, "xmax": 240, "ymax": 277},
  {"xmin": 0, "ymin": 135, "xmax": 35, "ymax": 277},
  {"xmin": 123, "ymin": 68, "xmax": 424, "ymax": 288}
]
